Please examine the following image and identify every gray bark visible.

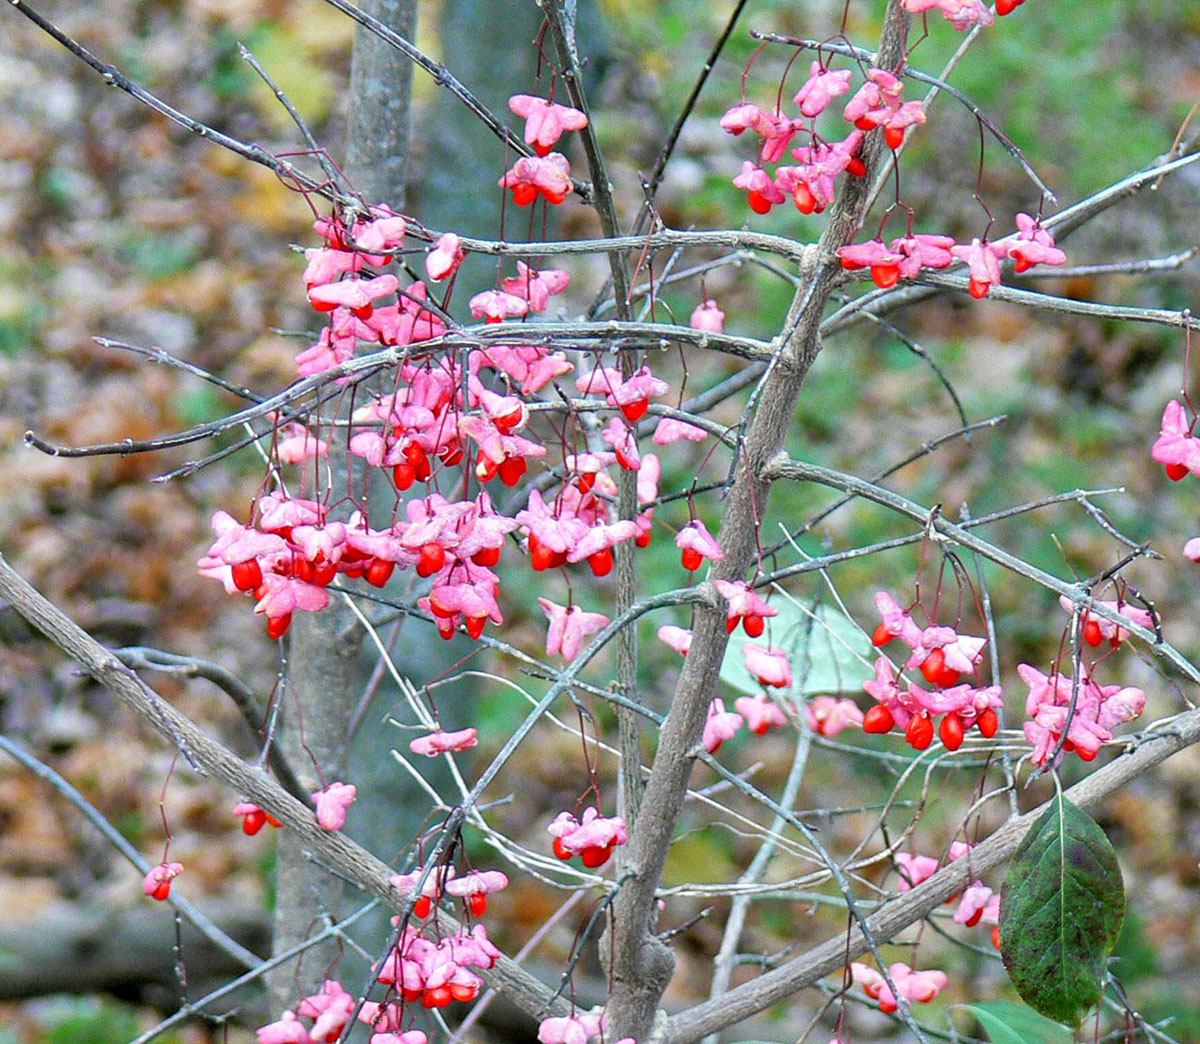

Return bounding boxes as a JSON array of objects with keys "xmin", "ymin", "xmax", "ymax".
[{"xmin": 268, "ymin": 0, "xmax": 416, "ymax": 1014}]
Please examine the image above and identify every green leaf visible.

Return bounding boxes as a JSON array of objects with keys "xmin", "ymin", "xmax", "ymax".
[
  {"xmin": 718, "ymin": 600, "xmax": 872, "ymax": 697},
  {"xmin": 1000, "ymin": 793, "xmax": 1125, "ymax": 1026},
  {"xmin": 960, "ymin": 1001, "xmax": 1074, "ymax": 1044}
]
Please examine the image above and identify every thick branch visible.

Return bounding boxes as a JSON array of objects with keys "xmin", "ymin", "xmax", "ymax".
[
  {"xmin": 0, "ymin": 553, "xmax": 569, "ymax": 1024},
  {"xmin": 602, "ymin": 6, "xmax": 909, "ymax": 1040},
  {"xmin": 665, "ymin": 706, "xmax": 1200, "ymax": 1043}
]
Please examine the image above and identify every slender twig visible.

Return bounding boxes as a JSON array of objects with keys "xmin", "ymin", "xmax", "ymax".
[
  {"xmin": 0, "ymin": 732, "xmax": 263, "ymax": 971},
  {"xmin": 115, "ymin": 647, "xmax": 308, "ymax": 803},
  {"xmin": 7, "ymin": 0, "xmax": 333, "ymax": 199},
  {"xmin": 750, "ymin": 33, "xmax": 1056, "ymax": 204}
]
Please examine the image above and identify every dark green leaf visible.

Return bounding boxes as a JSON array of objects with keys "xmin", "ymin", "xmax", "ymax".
[
  {"xmin": 1000, "ymin": 793, "xmax": 1125, "ymax": 1026},
  {"xmin": 960, "ymin": 1001, "xmax": 1074, "ymax": 1044}
]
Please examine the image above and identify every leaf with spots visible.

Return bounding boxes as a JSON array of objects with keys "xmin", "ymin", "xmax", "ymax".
[{"xmin": 999, "ymin": 793, "xmax": 1124, "ymax": 1026}]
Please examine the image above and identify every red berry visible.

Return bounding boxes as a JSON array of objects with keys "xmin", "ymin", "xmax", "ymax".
[
  {"xmin": 846, "ymin": 155, "xmax": 867, "ymax": 177},
  {"xmin": 268, "ymin": 613, "xmax": 292, "ymax": 640},
  {"xmin": 553, "ymin": 837, "xmax": 573, "ymax": 861},
  {"xmin": 450, "ymin": 982, "xmax": 478, "ymax": 1002},
  {"xmin": 681, "ymin": 547, "xmax": 703, "ymax": 572},
  {"xmin": 880, "ymin": 999, "xmax": 898, "ymax": 1014},
  {"xmin": 231, "ymin": 559, "xmax": 263, "ymax": 592},
  {"xmin": 863, "ymin": 705, "xmax": 895, "ymax": 734},
  {"xmin": 747, "ymin": 190, "xmax": 772, "ymax": 215},
  {"xmin": 1166, "ymin": 462, "xmax": 1189, "ymax": 481},
  {"xmin": 871, "ymin": 622, "xmax": 894, "ymax": 647},
  {"xmin": 976, "ymin": 707, "xmax": 999, "ymax": 738},
  {"xmin": 939, "ymin": 712, "xmax": 965, "ymax": 751},
  {"xmin": 417, "ymin": 543, "xmax": 446, "ymax": 578},
  {"xmin": 996, "ymin": 0, "xmax": 1021, "ymax": 13},
  {"xmin": 436, "ymin": 618, "xmax": 456, "ymax": 640},
  {"xmin": 475, "ymin": 456, "xmax": 498, "ymax": 483},
  {"xmin": 884, "ymin": 125, "xmax": 905, "ymax": 150},
  {"xmin": 581, "ymin": 843, "xmax": 614, "ymax": 869},
  {"xmin": 871, "ymin": 263, "xmax": 900, "ymax": 289},
  {"xmin": 1076, "ymin": 746, "xmax": 1097, "ymax": 762},
  {"xmin": 494, "ymin": 405, "xmax": 524, "ymax": 434},
  {"xmin": 620, "ymin": 398, "xmax": 649, "ymax": 422},
  {"xmin": 413, "ymin": 895, "xmax": 432, "ymax": 919},
  {"xmin": 792, "ymin": 182, "xmax": 817, "ymax": 214},
  {"xmin": 743, "ymin": 614, "xmax": 765, "ymax": 638},
  {"xmin": 588, "ymin": 549, "xmax": 614, "ymax": 577},
  {"xmin": 919, "ymin": 648, "xmax": 946, "ymax": 685},
  {"xmin": 635, "ymin": 529, "xmax": 652, "ymax": 549},
  {"xmin": 726, "ymin": 616, "xmax": 739, "ymax": 634},
  {"xmin": 393, "ymin": 463, "xmax": 416, "ymax": 490},
  {"xmin": 423, "ymin": 986, "xmax": 453, "ymax": 1008},
  {"xmin": 472, "ymin": 546, "xmax": 501, "ymax": 567},
  {"xmin": 293, "ymin": 556, "xmax": 315, "ymax": 584},
  {"xmin": 1083, "ymin": 618, "xmax": 1104, "ymax": 647},
  {"xmin": 242, "ymin": 809, "xmax": 266, "ymax": 836},
  {"xmin": 577, "ymin": 473, "xmax": 595, "ymax": 493},
  {"xmin": 150, "ymin": 880, "xmax": 171, "ymax": 901},
  {"xmin": 906, "ymin": 714, "xmax": 934, "ymax": 750},
  {"xmin": 511, "ymin": 183, "xmax": 538, "ymax": 207},
  {"xmin": 968, "ymin": 277, "xmax": 990, "ymax": 300},
  {"xmin": 468, "ymin": 893, "xmax": 488, "ymax": 917},
  {"xmin": 854, "ymin": 116, "xmax": 874, "ymax": 132},
  {"xmin": 313, "ymin": 560, "xmax": 337, "ymax": 586},
  {"xmin": 366, "ymin": 558, "xmax": 395, "ymax": 588},
  {"xmin": 465, "ymin": 614, "xmax": 486, "ymax": 639},
  {"xmin": 498, "ymin": 456, "xmax": 527, "ymax": 486},
  {"xmin": 530, "ymin": 537, "xmax": 556, "ymax": 572}
]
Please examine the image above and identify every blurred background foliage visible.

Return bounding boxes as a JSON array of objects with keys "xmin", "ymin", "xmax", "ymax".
[{"xmin": 0, "ymin": 0, "xmax": 1198, "ymax": 1041}]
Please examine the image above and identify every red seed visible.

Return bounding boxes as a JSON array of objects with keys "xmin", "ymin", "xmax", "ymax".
[
  {"xmin": 743, "ymin": 614, "xmax": 765, "ymax": 638},
  {"xmin": 884, "ymin": 125, "xmax": 905, "ymax": 150},
  {"xmin": 231, "ymin": 559, "xmax": 263, "ymax": 592},
  {"xmin": 417, "ymin": 543, "xmax": 446, "ymax": 577},
  {"xmin": 681, "ymin": 547, "xmax": 703, "ymax": 572},
  {"xmin": 423, "ymin": 986, "xmax": 453, "ymax": 1008},
  {"xmin": 498, "ymin": 456, "xmax": 527, "ymax": 486},
  {"xmin": 1083, "ymin": 618, "xmax": 1104, "ymax": 647},
  {"xmin": 413, "ymin": 895, "xmax": 432, "ymax": 919},
  {"xmin": 242, "ymin": 809, "xmax": 266, "ymax": 836},
  {"xmin": 366, "ymin": 558, "xmax": 395, "ymax": 588},
  {"xmin": 872, "ymin": 623, "xmax": 894, "ymax": 646},
  {"xmin": 968, "ymin": 277, "xmax": 990, "ymax": 300},
  {"xmin": 871, "ymin": 263, "xmax": 900, "ymax": 289},
  {"xmin": 863, "ymin": 705, "xmax": 895, "ymax": 734},
  {"xmin": 588, "ymin": 549, "xmax": 614, "ymax": 577},
  {"xmin": 393, "ymin": 463, "xmax": 416, "ymax": 490},
  {"xmin": 472, "ymin": 546, "xmax": 501, "ymax": 567},
  {"xmin": 466, "ymin": 615, "xmax": 486, "ymax": 639},
  {"xmin": 906, "ymin": 714, "xmax": 934, "ymax": 750},
  {"xmin": 553, "ymin": 837, "xmax": 573, "ymax": 861},
  {"xmin": 747, "ymin": 190, "xmax": 772, "ymax": 215},
  {"xmin": 468, "ymin": 893, "xmax": 488, "ymax": 917},
  {"xmin": 939, "ymin": 712, "xmax": 965, "ymax": 751},
  {"xmin": 620, "ymin": 398, "xmax": 649, "ymax": 422},
  {"xmin": 449, "ymin": 982, "xmax": 478, "ymax": 1002},
  {"xmin": 511, "ymin": 183, "xmax": 538, "ymax": 207},
  {"xmin": 635, "ymin": 529, "xmax": 652, "ymax": 549},
  {"xmin": 268, "ymin": 613, "xmax": 292, "ymax": 640},
  {"xmin": 792, "ymin": 182, "xmax": 817, "ymax": 214},
  {"xmin": 976, "ymin": 707, "xmax": 999, "ymax": 738},
  {"xmin": 313, "ymin": 560, "xmax": 337, "ymax": 586},
  {"xmin": 581, "ymin": 843, "xmax": 614, "ymax": 869},
  {"xmin": 1166, "ymin": 462, "xmax": 1189, "ymax": 481}
]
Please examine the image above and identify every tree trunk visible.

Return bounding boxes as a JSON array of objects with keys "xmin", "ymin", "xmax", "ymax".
[{"xmin": 268, "ymin": 0, "xmax": 416, "ymax": 1015}]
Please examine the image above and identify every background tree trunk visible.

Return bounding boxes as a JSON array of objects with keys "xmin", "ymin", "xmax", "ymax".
[{"xmin": 268, "ymin": 0, "xmax": 416, "ymax": 1015}]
